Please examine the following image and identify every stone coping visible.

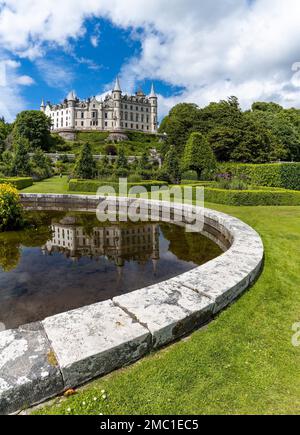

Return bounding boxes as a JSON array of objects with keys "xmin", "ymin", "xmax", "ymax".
[{"xmin": 0, "ymin": 194, "xmax": 264, "ymax": 414}]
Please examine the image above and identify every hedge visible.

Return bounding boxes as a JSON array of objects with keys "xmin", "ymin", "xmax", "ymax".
[
  {"xmin": 0, "ymin": 177, "xmax": 33, "ymax": 190},
  {"xmin": 69, "ymin": 179, "xmax": 168, "ymax": 193},
  {"xmin": 218, "ymin": 162, "xmax": 300, "ymax": 190},
  {"xmin": 203, "ymin": 187, "xmax": 300, "ymax": 206}
]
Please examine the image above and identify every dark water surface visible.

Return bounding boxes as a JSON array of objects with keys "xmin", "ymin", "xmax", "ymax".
[{"xmin": 0, "ymin": 211, "xmax": 222, "ymax": 329}]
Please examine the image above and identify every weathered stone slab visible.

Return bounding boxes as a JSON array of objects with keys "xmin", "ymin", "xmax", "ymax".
[
  {"xmin": 0, "ymin": 322, "xmax": 63, "ymax": 415},
  {"xmin": 43, "ymin": 300, "xmax": 151, "ymax": 388},
  {"xmin": 114, "ymin": 279, "xmax": 213, "ymax": 349}
]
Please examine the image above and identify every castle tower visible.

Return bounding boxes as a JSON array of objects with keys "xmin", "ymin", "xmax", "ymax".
[
  {"xmin": 149, "ymin": 83, "xmax": 158, "ymax": 133},
  {"xmin": 40, "ymin": 99, "xmax": 45, "ymax": 113},
  {"xmin": 112, "ymin": 77, "xmax": 122, "ymax": 131},
  {"xmin": 67, "ymin": 90, "xmax": 76, "ymax": 129}
]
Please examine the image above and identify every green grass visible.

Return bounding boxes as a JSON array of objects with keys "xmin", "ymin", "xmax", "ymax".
[
  {"xmin": 21, "ymin": 176, "xmax": 93, "ymax": 195},
  {"xmin": 25, "ymin": 177, "xmax": 300, "ymax": 415}
]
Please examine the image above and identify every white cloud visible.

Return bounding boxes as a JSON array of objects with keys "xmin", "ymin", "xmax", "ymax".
[
  {"xmin": 2, "ymin": 1, "xmax": 300, "ymax": 119},
  {"xmin": 15, "ymin": 75, "xmax": 35, "ymax": 85},
  {"xmin": 35, "ymin": 58, "xmax": 74, "ymax": 89}
]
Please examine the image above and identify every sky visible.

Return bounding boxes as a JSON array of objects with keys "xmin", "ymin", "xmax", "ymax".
[{"xmin": 1, "ymin": 0, "xmax": 300, "ymax": 122}]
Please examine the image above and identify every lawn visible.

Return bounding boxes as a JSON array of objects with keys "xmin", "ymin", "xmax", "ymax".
[
  {"xmin": 21, "ymin": 176, "xmax": 93, "ymax": 195},
  {"xmin": 26, "ymin": 178, "xmax": 300, "ymax": 415}
]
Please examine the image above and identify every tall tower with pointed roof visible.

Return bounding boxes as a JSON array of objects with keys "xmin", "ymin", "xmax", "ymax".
[
  {"xmin": 112, "ymin": 77, "xmax": 122, "ymax": 130},
  {"xmin": 149, "ymin": 83, "xmax": 158, "ymax": 133}
]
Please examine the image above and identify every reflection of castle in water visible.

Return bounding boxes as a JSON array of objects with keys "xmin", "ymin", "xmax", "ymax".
[{"xmin": 42, "ymin": 216, "xmax": 160, "ymax": 273}]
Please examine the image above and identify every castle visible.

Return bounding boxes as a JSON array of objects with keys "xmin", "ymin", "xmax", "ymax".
[{"xmin": 40, "ymin": 77, "xmax": 158, "ymax": 136}]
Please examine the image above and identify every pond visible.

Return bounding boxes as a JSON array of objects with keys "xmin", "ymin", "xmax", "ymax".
[{"xmin": 0, "ymin": 211, "xmax": 222, "ymax": 330}]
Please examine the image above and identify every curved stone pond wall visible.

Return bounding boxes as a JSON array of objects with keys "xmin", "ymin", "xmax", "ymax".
[{"xmin": 0, "ymin": 194, "xmax": 264, "ymax": 414}]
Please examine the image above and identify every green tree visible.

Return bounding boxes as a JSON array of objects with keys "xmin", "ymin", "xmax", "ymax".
[
  {"xmin": 13, "ymin": 110, "xmax": 52, "ymax": 151},
  {"xmin": 208, "ymin": 126, "xmax": 242, "ymax": 162},
  {"xmin": 162, "ymin": 146, "xmax": 181, "ymax": 184},
  {"xmin": 159, "ymin": 103, "xmax": 201, "ymax": 155},
  {"xmin": 11, "ymin": 136, "xmax": 31, "ymax": 176},
  {"xmin": 0, "ymin": 118, "xmax": 12, "ymax": 154},
  {"xmin": 115, "ymin": 147, "xmax": 128, "ymax": 169},
  {"xmin": 74, "ymin": 143, "xmax": 97, "ymax": 179},
  {"xmin": 30, "ymin": 148, "xmax": 53, "ymax": 180},
  {"xmin": 182, "ymin": 133, "xmax": 217, "ymax": 179}
]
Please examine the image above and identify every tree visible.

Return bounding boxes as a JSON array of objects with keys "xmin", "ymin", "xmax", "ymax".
[
  {"xmin": 162, "ymin": 146, "xmax": 181, "ymax": 184},
  {"xmin": 182, "ymin": 132, "xmax": 217, "ymax": 179},
  {"xmin": 11, "ymin": 136, "xmax": 31, "ymax": 176},
  {"xmin": 115, "ymin": 147, "xmax": 128, "ymax": 169},
  {"xmin": 0, "ymin": 118, "xmax": 11, "ymax": 154},
  {"xmin": 232, "ymin": 112, "xmax": 287, "ymax": 163},
  {"xmin": 13, "ymin": 110, "xmax": 52, "ymax": 151},
  {"xmin": 30, "ymin": 148, "xmax": 53, "ymax": 180},
  {"xmin": 159, "ymin": 103, "xmax": 201, "ymax": 155},
  {"xmin": 208, "ymin": 126, "xmax": 242, "ymax": 162},
  {"xmin": 74, "ymin": 143, "xmax": 97, "ymax": 179}
]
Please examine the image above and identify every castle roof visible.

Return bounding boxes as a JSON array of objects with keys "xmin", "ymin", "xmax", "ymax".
[
  {"xmin": 149, "ymin": 83, "xmax": 157, "ymax": 98},
  {"xmin": 113, "ymin": 76, "xmax": 121, "ymax": 92},
  {"xmin": 67, "ymin": 90, "xmax": 77, "ymax": 101}
]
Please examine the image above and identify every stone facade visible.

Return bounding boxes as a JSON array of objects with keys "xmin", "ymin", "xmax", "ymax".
[{"xmin": 40, "ymin": 78, "xmax": 158, "ymax": 135}]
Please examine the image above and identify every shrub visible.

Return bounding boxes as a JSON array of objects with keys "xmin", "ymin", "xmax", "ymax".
[
  {"xmin": 74, "ymin": 142, "xmax": 97, "ymax": 179},
  {"xmin": 218, "ymin": 162, "xmax": 300, "ymax": 190},
  {"xmin": 128, "ymin": 174, "xmax": 143, "ymax": 183},
  {"xmin": 30, "ymin": 148, "xmax": 53, "ymax": 180},
  {"xmin": 0, "ymin": 183, "xmax": 24, "ymax": 231},
  {"xmin": 11, "ymin": 136, "xmax": 31, "ymax": 176},
  {"xmin": 0, "ymin": 177, "xmax": 33, "ymax": 190},
  {"xmin": 203, "ymin": 186, "xmax": 300, "ymax": 206},
  {"xmin": 182, "ymin": 132, "xmax": 217, "ymax": 179},
  {"xmin": 104, "ymin": 144, "xmax": 118, "ymax": 156},
  {"xmin": 69, "ymin": 179, "xmax": 167, "ymax": 193},
  {"xmin": 181, "ymin": 170, "xmax": 198, "ymax": 181}
]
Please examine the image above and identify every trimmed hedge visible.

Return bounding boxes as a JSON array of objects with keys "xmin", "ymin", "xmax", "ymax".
[
  {"xmin": 218, "ymin": 162, "xmax": 300, "ymax": 190},
  {"xmin": 203, "ymin": 186, "xmax": 300, "ymax": 206},
  {"xmin": 0, "ymin": 177, "xmax": 33, "ymax": 190},
  {"xmin": 69, "ymin": 179, "xmax": 168, "ymax": 193}
]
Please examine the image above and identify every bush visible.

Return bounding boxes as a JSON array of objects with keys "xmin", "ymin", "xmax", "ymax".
[
  {"xmin": 74, "ymin": 142, "xmax": 97, "ymax": 179},
  {"xmin": 128, "ymin": 174, "xmax": 143, "ymax": 183},
  {"xmin": 0, "ymin": 177, "xmax": 33, "ymax": 189},
  {"xmin": 69, "ymin": 179, "xmax": 167, "ymax": 193},
  {"xmin": 181, "ymin": 170, "xmax": 198, "ymax": 181},
  {"xmin": 182, "ymin": 132, "xmax": 217, "ymax": 179},
  {"xmin": 218, "ymin": 162, "xmax": 300, "ymax": 190},
  {"xmin": 202, "ymin": 186, "xmax": 300, "ymax": 206},
  {"xmin": 0, "ymin": 183, "xmax": 24, "ymax": 231}
]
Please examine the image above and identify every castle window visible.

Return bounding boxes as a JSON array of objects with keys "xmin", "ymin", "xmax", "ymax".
[
  {"xmin": 81, "ymin": 121, "xmax": 84, "ymax": 126},
  {"xmin": 136, "ymin": 106, "xmax": 138, "ymax": 111},
  {"xmin": 131, "ymin": 124, "xmax": 133, "ymax": 129},
  {"xmin": 125, "ymin": 123, "xmax": 128, "ymax": 128},
  {"xmin": 105, "ymin": 113, "xmax": 108, "ymax": 119},
  {"xmin": 136, "ymin": 124, "xmax": 138, "ymax": 129},
  {"xmin": 105, "ymin": 122, "xmax": 108, "ymax": 127},
  {"xmin": 136, "ymin": 114, "xmax": 139, "ymax": 122},
  {"xmin": 125, "ymin": 112, "xmax": 128, "ymax": 121},
  {"xmin": 130, "ymin": 106, "xmax": 133, "ymax": 110},
  {"xmin": 142, "ymin": 125, "xmax": 144, "ymax": 130},
  {"xmin": 81, "ymin": 112, "xmax": 84, "ymax": 119}
]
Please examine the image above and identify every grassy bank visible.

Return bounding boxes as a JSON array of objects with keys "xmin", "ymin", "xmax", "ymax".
[{"xmin": 25, "ymin": 176, "xmax": 300, "ymax": 415}]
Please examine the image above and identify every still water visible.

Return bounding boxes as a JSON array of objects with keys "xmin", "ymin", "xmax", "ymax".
[{"xmin": 0, "ymin": 211, "xmax": 222, "ymax": 329}]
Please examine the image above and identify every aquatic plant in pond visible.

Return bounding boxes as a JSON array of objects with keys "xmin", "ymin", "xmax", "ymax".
[{"xmin": 0, "ymin": 183, "xmax": 24, "ymax": 232}]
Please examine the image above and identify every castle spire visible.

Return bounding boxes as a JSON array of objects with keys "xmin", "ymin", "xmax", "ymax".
[
  {"xmin": 149, "ymin": 83, "xmax": 157, "ymax": 98},
  {"xmin": 113, "ymin": 76, "xmax": 121, "ymax": 92},
  {"xmin": 40, "ymin": 98, "xmax": 45, "ymax": 107}
]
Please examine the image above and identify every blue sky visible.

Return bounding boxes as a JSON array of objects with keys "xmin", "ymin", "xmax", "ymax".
[{"xmin": 1, "ymin": 0, "xmax": 300, "ymax": 122}]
